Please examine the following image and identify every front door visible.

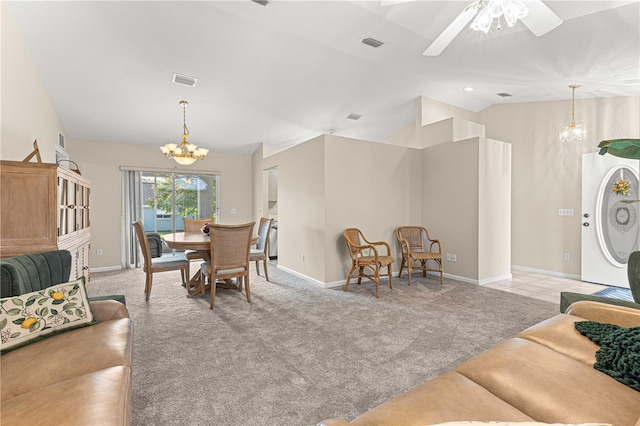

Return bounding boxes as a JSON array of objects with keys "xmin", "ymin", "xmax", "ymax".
[{"xmin": 582, "ymin": 152, "xmax": 640, "ymax": 287}]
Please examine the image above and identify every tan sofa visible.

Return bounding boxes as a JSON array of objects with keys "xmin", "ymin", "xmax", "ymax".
[
  {"xmin": 1, "ymin": 300, "xmax": 133, "ymax": 425},
  {"xmin": 319, "ymin": 301, "xmax": 640, "ymax": 426}
]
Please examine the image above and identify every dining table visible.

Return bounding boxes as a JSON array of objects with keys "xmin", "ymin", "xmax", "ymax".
[{"xmin": 163, "ymin": 231, "xmax": 258, "ymax": 296}]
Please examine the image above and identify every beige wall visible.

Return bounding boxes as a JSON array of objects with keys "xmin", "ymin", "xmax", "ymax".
[
  {"xmin": 478, "ymin": 96, "xmax": 640, "ymax": 276},
  {"xmin": 423, "ymin": 138, "xmax": 480, "ymax": 280},
  {"xmin": 1, "ymin": 2, "xmax": 65, "ymax": 162},
  {"xmin": 68, "ymin": 138, "xmax": 253, "ymax": 269}
]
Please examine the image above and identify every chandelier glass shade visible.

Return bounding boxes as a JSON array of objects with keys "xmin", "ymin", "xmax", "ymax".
[
  {"xmin": 559, "ymin": 84, "xmax": 588, "ymax": 144},
  {"xmin": 470, "ymin": 0, "xmax": 529, "ymax": 33},
  {"xmin": 160, "ymin": 100, "xmax": 209, "ymax": 165}
]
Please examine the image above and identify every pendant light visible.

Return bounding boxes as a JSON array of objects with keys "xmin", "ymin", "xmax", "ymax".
[
  {"xmin": 160, "ymin": 100, "xmax": 209, "ymax": 165},
  {"xmin": 559, "ymin": 84, "xmax": 588, "ymax": 143}
]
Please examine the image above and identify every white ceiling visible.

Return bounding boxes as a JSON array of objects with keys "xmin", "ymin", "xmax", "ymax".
[{"xmin": 8, "ymin": 1, "xmax": 640, "ymax": 155}]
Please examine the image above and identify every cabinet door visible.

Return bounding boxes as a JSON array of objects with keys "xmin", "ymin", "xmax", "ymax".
[{"xmin": 58, "ymin": 174, "xmax": 77, "ymax": 237}]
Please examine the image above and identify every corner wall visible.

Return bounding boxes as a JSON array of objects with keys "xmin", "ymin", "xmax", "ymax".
[{"xmin": 1, "ymin": 2, "xmax": 65, "ymax": 162}]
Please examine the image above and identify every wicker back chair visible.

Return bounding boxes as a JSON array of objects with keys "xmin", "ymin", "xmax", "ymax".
[
  {"xmin": 183, "ymin": 218, "xmax": 212, "ymax": 233},
  {"xmin": 132, "ymin": 221, "xmax": 189, "ymax": 301},
  {"xmin": 200, "ymin": 222, "xmax": 255, "ymax": 309},
  {"xmin": 395, "ymin": 226, "xmax": 443, "ymax": 285},
  {"xmin": 182, "ymin": 218, "xmax": 213, "ymax": 262},
  {"xmin": 250, "ymin": 218, "xmax": 273, "ymax": 281},
  {"xmin": 343, "ymin": 228, "xmax": 394, "ymax": 298}
]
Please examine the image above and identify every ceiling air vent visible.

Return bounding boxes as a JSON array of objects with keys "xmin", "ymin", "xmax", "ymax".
[
  {"xmin": 361, "ymin": 38, "xmax": 384, "ymax": 48},
  {"xmin": 347, "ymin": 113, "xmax": 362, "ymax": 120},
  {"xmin": 497, "ymin": 92, "xmax": 513, "ymax": 97},
  {"xmin": 172, "ymin": 73, "xmax": 197, "ymax": 88},
  {"xmin": 251, "ymin": 0, "xmax": 270, "ymax": 5}
]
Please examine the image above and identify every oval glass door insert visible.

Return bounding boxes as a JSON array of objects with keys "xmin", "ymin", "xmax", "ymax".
[{"xmin": 597, "ymin": 166, "xmax": 639, "ymax": 267}]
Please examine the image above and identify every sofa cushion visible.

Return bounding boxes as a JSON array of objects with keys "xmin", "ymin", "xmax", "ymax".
[
  {"xmin": 0, "ymin": 250, "xmax": 71, "ymax": 297},
  {"xmin": 518, "ymin": 314, "xmax": 599, "ymax": 366},
  {"xmin": 0, "ymin": 278, "xmax": 95, "ymax": 354},
  {"xmin": 1, "ymin": 366, "xmax": 131, "ymax": 426},
  {"xmin": 350, "ymin": 372, "xmax": 534, "ymax": 425},
  {"xmin": 455, "ymin": 338, "xmax": 640, "ymax": 425},
  {"xmin": 1, "ymin": 317, "xmax": 133, "ymax": 400}
]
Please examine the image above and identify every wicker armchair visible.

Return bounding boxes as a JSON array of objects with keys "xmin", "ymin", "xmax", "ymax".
[
  {"xmin": 395, "ymin": 226, "xmax": 443, "ymax": 285},
  {"xmin": 200, "ymin": 222, "xmax": 255, "ymax": 309},
  {"xmin": 343, "ymin": 228, "xmax": 394, "ymax": 298}
]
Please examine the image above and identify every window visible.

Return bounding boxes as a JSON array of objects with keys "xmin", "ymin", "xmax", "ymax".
[
  {"xmin": 142, "ymin": 172, "xmax": 218, "ymax": 234},
  {"xmin": 123, "ymin": 169, "xmax": 219, "ymax": 268}
]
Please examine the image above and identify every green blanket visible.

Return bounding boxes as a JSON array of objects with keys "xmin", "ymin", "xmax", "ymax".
[{"xmin": 575, "ymin": 321, "xmax": 640, "ymax": 392}]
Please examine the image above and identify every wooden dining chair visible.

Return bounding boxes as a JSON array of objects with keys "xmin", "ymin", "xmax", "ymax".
[
  {"xmin": 343, "ymin": 228, "xmax": 394, "ymax": 298},
  {"xmin": 200, "ymin": 222, "xmax": 255, "ymax": 309},
  {"xmin": 250, "ymin": 217, "xmax": 273, "ymax": 281},
  {"xmin": 182, "ymin": 218, "xmax": 213, "ymax": 263},
  {"xmin": 132, "ymin": 221, "xmax": 190, "ymax": 301}
]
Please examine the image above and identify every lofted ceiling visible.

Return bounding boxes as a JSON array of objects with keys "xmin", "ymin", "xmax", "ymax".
[{"xmin": 7, "ymin": 1, "xmax": 640, "ymax": 155}]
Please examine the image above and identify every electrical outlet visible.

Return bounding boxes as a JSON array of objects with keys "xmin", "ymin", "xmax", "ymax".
[
  {"xmin": 230, "ymin": 208, "xmax": 237, "ymax": 214},
  {"xmin": 446, "ymin": 253, "xmax": 452, "ymax": 261},
  {"xmin": 96, "ymin": 249, "xmax": 103, "ymax": 256},
  {"xmin": 564, "ymin": 252, "xmax": 570, "ymax": 261},
  {"xmin": 301, "ymin": 253, "xmax": 305, "ymax": 262},
  {"xmin": 451, "ymin": 254, "xmax": 457, "ymax": 262}
]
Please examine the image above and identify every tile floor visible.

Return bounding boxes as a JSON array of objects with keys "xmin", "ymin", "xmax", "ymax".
[{"xmin": 482, "ymin": 270, "xmax": 609, "ymax": 305}]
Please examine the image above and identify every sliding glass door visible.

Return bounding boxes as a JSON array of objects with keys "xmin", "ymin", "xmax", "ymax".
[{"xmin": 142, "ymin": 172, "xmax": 218, "ymax": 234}]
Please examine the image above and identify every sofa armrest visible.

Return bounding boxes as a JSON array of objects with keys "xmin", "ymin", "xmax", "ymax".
[
  {"xmin": 316, "ymin": 419, "xmax": 350, "ymax": 426},
  {"xmin": 560, "ymin": 291, "xmax": 640, "ymax": 313},
  {"xmin": 89, "ymin": 300, "xmax": 130, "ymax": 322},
  {"xmin": 566, "ymin": 300, "xmax": 640, "ymax": 327}
]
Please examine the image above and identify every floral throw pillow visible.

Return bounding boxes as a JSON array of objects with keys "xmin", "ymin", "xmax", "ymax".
[{"xmin": 0, "ymin": 277, "xmax": 95, "ymax": 354}]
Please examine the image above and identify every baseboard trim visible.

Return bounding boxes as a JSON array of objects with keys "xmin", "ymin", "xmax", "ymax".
[
  {"xmin": 276, "ymin": 265, "xmax": 329, "ymax": 288},
  {"xmin": 90, "ymin": 266, "xmax": 122, "ymax": 273},
  {"xmin": 479, "ymin": 273, "xmax": 513, "ymax": 286},
  {"xmin": 511, "ymin": 264, "xmax": 580, "ymax": 280}
]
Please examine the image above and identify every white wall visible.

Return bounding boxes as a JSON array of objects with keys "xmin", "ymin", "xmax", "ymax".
[{"xmin": 1, "ymin": 2, "xmax": 65, "ymax": 162}]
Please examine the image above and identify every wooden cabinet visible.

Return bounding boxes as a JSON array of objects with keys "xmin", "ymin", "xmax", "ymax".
[{"xmin": 0, "ymin": 160, "xmax": 91, "ymax": 282}]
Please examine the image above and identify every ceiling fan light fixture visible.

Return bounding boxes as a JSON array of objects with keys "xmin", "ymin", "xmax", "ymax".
[{"xmin": 470, "ymin": 0, "xmax": 529, "ymax": 33}]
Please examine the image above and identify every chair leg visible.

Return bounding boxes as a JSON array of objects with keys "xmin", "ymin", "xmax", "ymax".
[
  {"xmin": 438, "ymin": 259, "xmax": 444, "ymax": 285},
  {"xmin": 344, "ymin": 263, "xmax": 357, "ymax": 292},
  {"xmin": 145, "ymin": 273, "xmax": 153, "ymax": 301},
  {"xmin": 200, "ymin": 269, "xmax": 207, "ymax": 298},
  {"xmin": 398, "ymin": 257, "xmax": 406, "ymax": 278},
  {"xmin": 244, "ymin": 274, "xmax": 251, "ymax": 303},
  {"xmin": 209, "ymin": 280, "xmax": 217, "ymax": 309},
  {"xmin": 263, "ymin": 259, "xmax": 269, "ymax": 282},
  {"xmin": 255, "ymin": 260, "xmax": 261, "ymax": 276},
  {"xmin": 357, "ymin": 266, "xmax": 364, "ymax": 285},
  {"xmin": 422, "ymin": 260, "xmax": 427, "ymax": 277},
  {"xmin": 373, "ymin": 267, "xmax": 380, "ymax": 298},
  {"xmin": 407, "ymin": 260, "xmax": 412, "ymax": 286},
  {"xmin": 388, "ymin": 264, "xmax": 393, "ymax": 289}
]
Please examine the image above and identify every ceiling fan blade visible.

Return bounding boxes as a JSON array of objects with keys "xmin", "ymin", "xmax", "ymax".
[
  {"xmin": 520, "ymin": 0, "xmax": 563, "ymax": 37},
  {"xmin": 423, "ymin": 3, "xmax": 479, "ymax": 56},
  {"xmin": 380, "ymin": 0, "xmax": 415, "ymax": 6}
]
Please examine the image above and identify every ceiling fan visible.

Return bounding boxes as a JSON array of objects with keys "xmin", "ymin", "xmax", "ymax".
[{"xmin": 382, "ymin": 0, "xmax": 563, "ymax": 56}]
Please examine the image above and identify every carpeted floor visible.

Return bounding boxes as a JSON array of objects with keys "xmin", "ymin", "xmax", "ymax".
[{"xmin": 88, "ymin": 262, "xmax": 559, "ymax": 426}]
